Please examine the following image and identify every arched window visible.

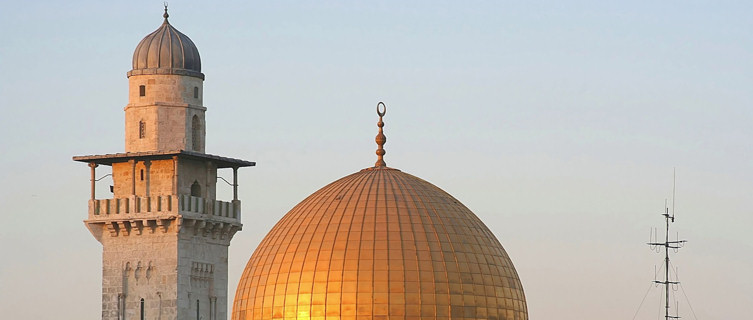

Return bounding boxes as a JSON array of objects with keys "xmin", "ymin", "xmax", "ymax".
[
  {"xmin": 194, "ymin": 86, "xmax": 199, "ymax": 99},
  {"xmin": 139, "ymin": 121, "xmax": 146, "ymax": 139},
  {"xmin": 191, "ymin": 115, "xmax": 201, "ymax": 151},
  {"xmin": 196, "ymin": 299, "xmax": 200, "ymax": 320},
  {"xmin": 140, "ymin": 298, "xmax": 145, "ymax": 320},
  {"xmin": 139, "ymin": 85, "xmax": 146, "ymax": 97},
  {"xmin": 191, "ymin": 181, "xmax": 201, "ymax": 197}
]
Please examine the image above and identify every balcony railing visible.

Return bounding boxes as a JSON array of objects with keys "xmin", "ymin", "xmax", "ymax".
[{"xmin": 89, "ymin": 195, "xmax": 240, "ymax": 221}]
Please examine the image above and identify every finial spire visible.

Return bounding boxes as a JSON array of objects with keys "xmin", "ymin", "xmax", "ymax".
[
  {"xmin": 163, "ymin": 2, "xmax": 169, "ymax": 22},
  {"xmin": 375, "ymin": 102, "xmax": 387, "ymax": 167}
]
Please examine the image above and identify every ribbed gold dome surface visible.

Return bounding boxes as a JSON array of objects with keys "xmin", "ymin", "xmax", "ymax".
[{"xmin": 232, "ymin": 167, "xmax": 527, "ymax": 320}]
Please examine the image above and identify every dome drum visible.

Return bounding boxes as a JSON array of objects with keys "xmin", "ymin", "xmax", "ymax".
[{"xmin": 127, "ymin": 66, "xmax": 204, "ymax": 80}]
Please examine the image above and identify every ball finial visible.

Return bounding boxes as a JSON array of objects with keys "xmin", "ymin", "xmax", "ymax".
[
  {"xmin": 163, "ymin": 3, "xmax": 169, "ymax": 21},
  {"xmin": 375, "ymin": 102, "xmax": 387, "ymax": 167}
]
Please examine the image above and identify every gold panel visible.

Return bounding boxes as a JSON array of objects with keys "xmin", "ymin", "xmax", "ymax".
[{"xmin": 233, "ymin": 168, "xmax": 527, "ymax": 319}]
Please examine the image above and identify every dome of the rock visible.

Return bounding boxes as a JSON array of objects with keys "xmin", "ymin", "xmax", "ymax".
[{"xmin": 232, "ymin": 104, "xmax": 527, "ymax": 320}]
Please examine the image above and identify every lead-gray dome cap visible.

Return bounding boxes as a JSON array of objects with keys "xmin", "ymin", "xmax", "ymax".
[{"xmin": 127, "ymin": 10, "xmax": 204, "ymax": 80}]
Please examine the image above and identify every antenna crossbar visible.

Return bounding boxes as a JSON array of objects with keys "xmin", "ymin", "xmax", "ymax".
[{"xmin": 646, "ymin": 170, "xmax": 686, "ymax": 320}]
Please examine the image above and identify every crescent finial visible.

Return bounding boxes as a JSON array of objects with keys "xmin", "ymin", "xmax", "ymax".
[{"xmin": 375, "ymin": 102, "xmax": 387, "ymax": 167}]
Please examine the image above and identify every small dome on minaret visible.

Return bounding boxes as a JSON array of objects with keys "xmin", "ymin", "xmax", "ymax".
[{"xmin": 127, "ymin": 7, "xmax": 204, "ymax": 79}]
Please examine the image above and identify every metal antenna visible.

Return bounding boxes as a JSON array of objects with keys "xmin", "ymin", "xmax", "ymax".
[
  {"xmin": 647, "ymin": 171, "xmax": 687, "ymax": 320},
  {"xmin": 672, "ymin": 167, "xmax": 676, "ymax": 221}
]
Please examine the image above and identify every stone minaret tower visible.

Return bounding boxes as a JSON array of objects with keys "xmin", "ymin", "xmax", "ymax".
[{"xmin": 74, "ymin": 8, "xmax": 254, "ymax": 320}]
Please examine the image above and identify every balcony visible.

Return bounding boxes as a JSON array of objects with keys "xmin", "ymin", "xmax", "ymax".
[{"xmin": 88, "ymin": 194, "xmax": 241, "ymax": 223}]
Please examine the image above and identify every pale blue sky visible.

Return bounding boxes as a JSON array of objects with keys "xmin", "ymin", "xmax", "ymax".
[{"xmin": 1, "ymin": 1, "xmax": 751, "ymax": 319}]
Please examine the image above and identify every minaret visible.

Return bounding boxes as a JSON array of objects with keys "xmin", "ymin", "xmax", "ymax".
[{"xmin": 74, "ymin": 8, "xmax": 254, "ymax": 320}]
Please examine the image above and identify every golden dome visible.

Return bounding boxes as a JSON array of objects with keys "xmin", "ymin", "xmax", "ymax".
[
  {"xmin": 232, "ymin": 166, "xmax": 528, "ymax": 320},
  {"xmin": 233, "ymin": 103, "xmax": 527, "ymax": 319}
]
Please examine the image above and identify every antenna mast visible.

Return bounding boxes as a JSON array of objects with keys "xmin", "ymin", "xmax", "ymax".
[{"xmin": 648, "ymin": 169, "xmax": 687, "ymax": 320}]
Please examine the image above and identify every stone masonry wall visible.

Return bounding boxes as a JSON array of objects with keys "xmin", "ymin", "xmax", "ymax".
[
  {"xmin": 178, "ymin": 158, "xmax": 217, "ymax": 200},
  {"xmin": 112, "ymin": 159, "xmax": 175, "ymax": 198},
  {"xmin": 177, "ymin": 231, "xmax": 232, "ymax": 320},
  {"xmin": 125, "ymin": 74, "xmax": 206, "ymax": 153},
  {"xmin": 99, "ymin": 224, "xmax": 233, "ymax": 320},
  {"xmin": 110, "ymin": 158, "xmax": 217, "ymax": 200},
  {"xmin": 101, "ymin": 230, "xmax": 179, "ymax": 320}
]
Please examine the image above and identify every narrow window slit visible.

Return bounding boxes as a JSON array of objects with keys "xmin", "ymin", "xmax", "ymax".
[{"xmin": 139, "ymin": 121, "xmax": 146, "ymax": 139}]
